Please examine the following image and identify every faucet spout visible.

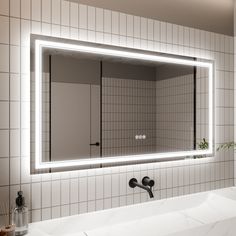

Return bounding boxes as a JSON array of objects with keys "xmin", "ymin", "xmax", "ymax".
[
  {"xmin": 147, "ymin": 187, "xmax": 154, "ymax": 198},
  {"xmin": 129, "ymin": 178, "xmax": 154, "ymax": 198}
]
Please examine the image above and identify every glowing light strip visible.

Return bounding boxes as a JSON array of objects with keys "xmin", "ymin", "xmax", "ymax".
[
  {"xmin": 34, "ymin": 39, "xmax": 214, "ymax": 169},
  {"xmin": 35, "ymin": 40, "xmax": 42, "ymax": 169},
  {"xmin": 208, "ymin": 63, "xmax": 213, "ymax": 154}
]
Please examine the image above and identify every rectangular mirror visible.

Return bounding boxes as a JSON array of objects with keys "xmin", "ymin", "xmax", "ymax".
[{"xmin": 30, "ymin": 35, "xmax": 214, "ymax": 173}]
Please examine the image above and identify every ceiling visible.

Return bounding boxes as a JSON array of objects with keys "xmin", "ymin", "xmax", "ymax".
[{"xmin": 68, "ymin": 0, "xmax": 234, "ymax": 36}]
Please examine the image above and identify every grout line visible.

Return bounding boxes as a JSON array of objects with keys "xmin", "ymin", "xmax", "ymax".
[
  {"xmin": 29, "ymin": 0, "xmax": 33, "ymax": 222},
  {"xmin": 40, "ymin": 0, "xmax": 43, "ymax": 222},
  {"xmin": 8, "ymin": 0, "xmax": 11, "ymax": 225},
  {"xmin": 19, "ymin": 0, "xmax": 22, "ymax": 192},
  {"xmin": 50, "ymin": 0, "xmax": 53, "ymax": 220},
  {"xmin": 59, "ymin": 0, "xmax": 61, "ymax": 37}
]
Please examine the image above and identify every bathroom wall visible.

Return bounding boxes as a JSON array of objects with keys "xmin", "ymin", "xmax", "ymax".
[
  {"xmin": 102, "ymin": 77, "xmax": 156, "ymax": 157},
  {"xmin": 0, "ymin": 0, "xmax": 234, "ymax": 225},
  {"xmin": 156, "ymin": 74, "xmax": 194, "ymax": 152},
  {"xmin": 196, "ymin": 67, "xmax": 209, "ymax": 147}
]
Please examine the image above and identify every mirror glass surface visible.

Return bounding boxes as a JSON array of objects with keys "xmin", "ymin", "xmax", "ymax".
[{"xmin": 31, "ymin": 36, "xmax": 212, "ymax": 172}]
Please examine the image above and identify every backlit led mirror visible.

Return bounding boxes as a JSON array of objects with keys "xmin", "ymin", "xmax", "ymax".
[{"xmin": 30, "ymin": 35, "xmax": 214, "ymax": 173}]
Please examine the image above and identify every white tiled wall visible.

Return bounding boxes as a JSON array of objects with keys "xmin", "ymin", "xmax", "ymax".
[
  {"xmin": 196, "ymin": 67, "xmax": 209, "ymax": 145},
  {"xmin": 156, "ymin": 74, "xmax": 194, "ymax": 152},
  {"xmin": 0, "ymin": 0, "xmax": 234, "ymax": 225},
  {"xmin": 102, "ymin": 77, "xmax": 156, "ymax": 157}
]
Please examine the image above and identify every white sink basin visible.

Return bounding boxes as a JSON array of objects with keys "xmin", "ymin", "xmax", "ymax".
[{"xmin": 28, "ymin": 187, "xmax": 236, "ymax": 236}]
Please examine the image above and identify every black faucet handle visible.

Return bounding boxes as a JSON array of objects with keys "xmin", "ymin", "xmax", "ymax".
[
  {"xmin": 129, "ymin": 178, "xmax": 138, "ymax": 188},
  {"xmin": 142, "ymin": 176, "xmax": 155, "ymax": 187}
]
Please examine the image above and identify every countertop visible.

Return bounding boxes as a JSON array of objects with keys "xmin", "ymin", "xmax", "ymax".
[{"xmin": 27, "ymin": 187, "xmax": 236, "ymax": 236}]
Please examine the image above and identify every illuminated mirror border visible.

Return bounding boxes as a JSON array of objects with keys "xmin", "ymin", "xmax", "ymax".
[{"xmin": 33, "ymin": 36, "xmax": 214, "ymax": 170}]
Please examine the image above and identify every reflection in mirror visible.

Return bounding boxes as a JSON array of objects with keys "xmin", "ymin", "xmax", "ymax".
[{"xmin": 31, "ymin": 36, "xmax": 212, "ymax": 173}]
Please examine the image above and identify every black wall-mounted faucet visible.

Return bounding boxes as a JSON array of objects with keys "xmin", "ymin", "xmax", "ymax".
[{"xmin": 129, "ymin": 176, "xmax": 155, "ymax": 198}]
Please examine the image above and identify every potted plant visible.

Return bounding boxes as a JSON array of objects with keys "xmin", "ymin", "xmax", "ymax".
[{"xmin": 193, "ymin": 138, "xmax": 209, "ymax": 159}]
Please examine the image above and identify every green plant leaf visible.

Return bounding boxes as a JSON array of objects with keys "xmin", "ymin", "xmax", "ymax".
[{"xmin": 217, "ymin": 142, "xmax": 236, "ymax": 151}]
